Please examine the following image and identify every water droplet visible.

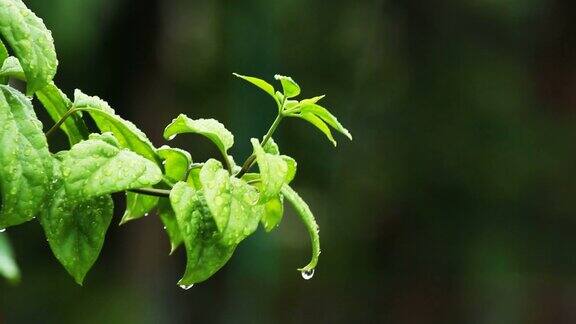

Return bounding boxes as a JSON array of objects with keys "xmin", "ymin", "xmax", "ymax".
[
  {"xmin": 0, "ymin": 228, "xmax": 5, "ymax": 233},
  {"xmin": 301, "ymin": 269, "xmax": 314, "ymax": 280},
  {"xmin": 167, "ymin": 135, "xmax": 176, "ymax": 141},
  {"xmin": 144, "ymin": 213, "xmax": 149, "ymax": 217},
  {"xmin": 179, "ymin": 283, "xmax": 194, "ymax": 290}
]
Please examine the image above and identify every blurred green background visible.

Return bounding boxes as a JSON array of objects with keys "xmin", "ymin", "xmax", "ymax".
[{"xmin": 4, "ymin": 0, "xmax": 576, "ymax": 323}]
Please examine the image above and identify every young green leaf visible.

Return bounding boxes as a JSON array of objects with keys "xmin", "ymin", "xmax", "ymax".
[
  {"xmin": 0, "ymin": 40, "xmax": 8, "ymax": 64},
  {"xmin": 164, "ymin": 114, "xmax": 234, "ymax": 152},
  {"xmin": 274, "ymin": 74, "xmax": 300, "ymax": 98},
  {"xmin": 61, "ymin": 133, "xmax": 163, "ymax": 198},
  {"xmin": 251, "ymin": 138, "xmax": 288, "ymax": 202},
  {"xmin": 216, "ymin": 176, "xmax": 262, "ymax": 245},
  {"xmin": 169, "ymin": 181, "xmax": 235, "ymax": 286},
  {"xmin": 281, "ymin": 184, "xmax": 320, "ymax": 274},
  {"xmin": 73, "ymin": 89, "xmax": 160, "ymax": 164},
  {"xmin": 198, "ymin": 159, "xmax": 231, "ymax": 232},
  {"xmin": 157, "ymin": 145, "xmax": 192, "ymax": 184},
  {"xmin": 233, "ymin": 73, "xmax": 279, "ymax": 106},
  {"xmin": 299, "ymin": 112, "xmax": 337, "ymax": 146},
  {"xmin": 261, "ymin": 194, "xmax": 284, "ymax": 232},
  {"xmin": 40, "ymin": 187, "xmax": 113, "ymax": 285},
  {"xmin": 0, "ymin": 56, "xmax": 24, "ymax": 80},
  {"xmin": 0, "ymin": 0, "xmax": 58, "ymax": 94},
  {"xmin": 0, "ymin": 85, "xmax": 53, "ymax": 229},
  {"xmin": 0, "ymin": 232, "xmax": 20, "ymax": 283},
  {"xmin": 301, "ymin": 103, "xmax": 352, "ymax": 140},
  {"xmin": 120, "ymin": 192, "xmax": 159, "ymax": 225},
  {"xmin": 158, "ymin": 198, "xmax": 182, "ymax": 254},
  {"xmin": 37, "ymin": 83, "xmax": 88, "ymax": 146}
]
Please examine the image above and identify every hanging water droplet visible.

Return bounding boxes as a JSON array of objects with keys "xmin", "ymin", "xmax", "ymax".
[
  {"xmin": 167, "ymin": 135, "xmax": 176, "ymax": 141},
  {"xmin": 301, "ymin": 268, "xmax": 314, "ymax": 280},
  {"xmin": 0, "ymin": 228, "xmax": 5, "ymax": 233},
  {"xmin": 144, "ymin": 213, "xmax": 149, "ymax": 217},
  {"xmin": 179, "ymin": 283, "xmax": 194, "ymax": 290}
]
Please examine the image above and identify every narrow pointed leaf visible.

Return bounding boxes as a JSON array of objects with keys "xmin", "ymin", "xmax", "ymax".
[
  {"xmin": 301, "ymin": 104, "xmax": 352, "ymax": 140},
  {"xmin": 0, "ymin": 0, "xmax": 58, "ymax": 94},
  {"xmin": 37, "ymin": 83, "xmax": 88, "ymax": 146},
  {"xmin": 281, "ymin": 184, "xmax": 320, "ymax": 273},
  {"xmin": 164, "ymin": 114, "xmax": 234, "ymax": 156},
  {"xmin": 40, "ymin": 187, "xmax": 113, "ymax": 285},
  {"xmin": 61, "ymin": 133, "xmax": 163, "ymax": 198},
  {"xmin": 274, "ymin": 74, "xmax": 300, "ymax": 98},
  {"xmin": 251, "ymin": 138, "xmax": 288, "ymax": 202},
  {"xmin": 299, "ymin": 112, "xmax": 337, "ymax": 146},
  {"xmin": 0, "ymin": 85, "xmax": 53, "ymax": 228},
  {"xmin": 169, "ymin": 181, "xmax": 235, "ymax": 285},
  {"xmin": 0, "ymin": 232, "xmax": 20, "ymax": 283},
  {"xmin": 233, "ymin": 73, "xmax": 278, "ymax": 105}
]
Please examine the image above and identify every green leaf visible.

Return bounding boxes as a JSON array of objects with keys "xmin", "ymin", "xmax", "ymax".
[
  {"xmin": 301, "ymin": 103, "xmax": 353, "ymax": 140},
  {"xmin": 300, "ymin": 95, "xmax": 325, "ymax": 105},
  {"xmin": 73, "ymin": 89, "xmax": 160, "ymax": 164},
  {"xmin": 37, "ymin": 83, "xmax": 88, "ymax": 146},
  {"xmin": 0, "ymin": 85, "xmax": 53, "ymax": 229},
  {"xmin": 0, "ymin": 0, "xmax": 58, "ymax": 94},
  {"xmin": 274, "ymin": 74, "xmax": 300, "ymax": 98},
  {"xmin": 222, "ymin": 177, "xmax": 263, "ymax": 245},
  {"xmin": 164, "ymin": 114, "xmax": 234, "ymax": 156},
  {"xmin": 251, "ymin": 138, "xmax": 288, "ymax": 202},
  {"xmin": 262, "ymin": 137, "xmax": 280, "ymax": 155},
  {"xmin": 299, "ymin": 112, "xmax": 337, "ymax": 146},
  {"xmin": 282, "ymin": 156, "xmax": 297, "ymax": 184},
  {"xmin": 281, "ymin": 184, "xmax": 320, "ymax": 274},
  {"xmin": 157, "ymin": 145, "xmax": 192, "ymax": 184},
  {"xmin": 261, "ymin": 194, "xmax": 284, "ymax": 232},
  {"xmin": 232, "ymin": 73, "xmax": 278, "ymax": 105},
  {"xmin": 196, "ymin": 160, "xmax": 262, "ymax": 245},
  {"xmin": 0, "ymin": 56, "xmax": 24, "ymax": 80},
  {"xmin": 198, "ymin": 159, "xmax": 231, "ymax": 233},
  {"xmin": 119, "ymin": 192, "xmax": 158, "ymax": 225},
  {"xmin": 0, "ymin": 232, "xmax": 20, "ymax": 283},
  {"xmin": 40, "ymin": 187, "xmax": 113, "ymax": 285},
  {"xmin": 169, "ymin": 181, "xmax": 235, "ymax": 286},
  {"xmin": 73, "ymin": 90, "xmax": 163, "ymax": 224},
  {"xmin": 158, "ymin": 198, "xmax": 182, "ymax": 254},
  {"xmin": 0, "ymin": 40, "xmax": 8, "ymax": 64},
  {"xmin": 61, "ymin": 133, "xmax": 163, "ymax": 198}
]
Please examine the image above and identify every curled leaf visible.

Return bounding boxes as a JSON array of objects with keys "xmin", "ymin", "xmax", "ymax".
[{"xmin": 281, "ymin": 184, "xmax": 320, "ymax": 274}]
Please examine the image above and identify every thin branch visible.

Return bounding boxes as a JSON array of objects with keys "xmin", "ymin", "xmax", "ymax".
[{"xmin": 128, "ymin": 188, "xmax": 171, "ymax": 198}]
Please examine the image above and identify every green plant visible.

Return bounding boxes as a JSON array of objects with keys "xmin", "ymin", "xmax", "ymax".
[{"xmin": 0, "ymin": 0, "xmax": 352, "ymax": 288}]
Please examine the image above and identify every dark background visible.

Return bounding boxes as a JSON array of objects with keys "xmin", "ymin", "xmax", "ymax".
[{"xmin": 3, "ymin": 0, "xmax": 576, "ymax": 323}]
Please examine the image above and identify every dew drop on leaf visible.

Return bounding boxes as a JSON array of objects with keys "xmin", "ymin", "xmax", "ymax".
[
  {"xmin": 0, "ymin": 228, "xmax": 5, "ymax": 233},
  {"xmin": 179, "ymin": 284, "xmax": 194, "ymax": 290},
  {"xmin": 301, "ymin": 268, "xmax": 315, "ymax": 280}
]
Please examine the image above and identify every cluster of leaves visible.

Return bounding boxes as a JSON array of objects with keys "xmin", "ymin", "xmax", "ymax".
[{"xmin": 0, "ymin": 0, "xmax": 351, "ymax": 287}]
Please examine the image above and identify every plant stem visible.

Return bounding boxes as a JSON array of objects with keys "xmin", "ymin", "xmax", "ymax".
[
  {"xmin": 128, "ymin": 188, "xmax": 171, "ymax": 198},
  {"xmin": 236, "ymin": 113, "xmax": 283, "ymax": 178},
  {"xmin": 220, "ymin": 148, "xmax": 234, "ymax": 175},
  {"xmin": 45, "ymin": 108, "xmax": 81, "ymax": 138}
]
